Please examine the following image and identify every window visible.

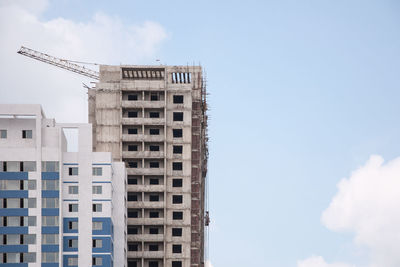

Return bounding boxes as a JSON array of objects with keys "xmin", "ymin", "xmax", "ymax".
[
  {"xmin": 42, "ymin": 161, "xmax": 59, "ymax": 172},
  {"xmin": 22, "ymin": 130, "xmax": 32, "ymax": 139},
  {"xmin": 21, "ymin": 161, "xmax": 36, "ymax": 172},
  {"xmin": 149, "ymin": 162, "xmax": 159, "ymax": 168},
  {"xmin": 93, "ymin": 221, "xmax": 103, "ymax": 230},
  {"xmin": 128, "ymin": 94, "xmax": 138, "ymax": 101},
  {"xmin": 149, "ymin": 244, "xmax": 158, "ymax": 251},
  {"xmin": 42, "ymin": 180, "xmax": 59, "ymax": 190},
  {"xmin": 149, "ymin": 145, "xmax": 159, "ymax": 151},
  {"xmin": 69, "ymin": 204, "xmax": 78, "ymax": 212},
  {"xmin": 150, "ymin": 93, "xmax": 159, "ymax": 101},
  {"xmin": 128, "ymin": 145, "xmax": 138, "ymax": 151},
  {"xmin": 173, "ymin": 95, "xmax": 184, "ymax": 104},
  {"xmin": 172, "ymin": 244, "xmax": 182, "ymax": 253},
  {"xmin": 128, "ymin": 260, "xmax": 138, "ymax": 267},
  {"xmin": 127, "ymin": 226, "xmax": 138, "ymax": 234},
  {"xmin": 128, "ymin": 162, "xmax": 138, "ymax": 168},
  {"xmin": 172, "ymin": 261, "xmax": 182, "ymax": 267},
  {"xmin": 42, "ymin": 234, "xmax": 58, "ymax": 244},
  {"xmin": 127, "ymin": 193, "xmax": 138, "ymax": 201},
  {"xmin": 128, "ymin": 111, "xmax": 138, "ymax": 118},
  {"xmin": 42, "ymin": 198, "xmax": 59, "ymax": 208},
  {"xmin": 92, "ymin": 257, "xmax": 103, "ymax": 266},
  {"xmin": 149, "ymin": 129, "xmax": 159, "ymax": 135},
  {"xmin": 149, "ymin": 262, "xmax": 159, "ymax": 267},
  {"xmin": 173, "ymin": 211, "xmax": 183, "ymax": 220},
  {"xmin": 149, "ymin": 211, "xmax": 159, "ymax": 218},
  {"xmin": 68, "ymin": 186, "xmax": 78, "ymax": 194},
  {"xmin": 149, "ymin": 228, "xmax": 158, "ymax": 234},
  {"xmin": 92, "ymin": 167, "xmax": 102, "ymax": 176},
  {"xmin": 128, "ymin": 177, "xmax": 137, "ymax": 184},
  {"xmin": 92, "ymin": 204, "xmax": 102, "ymax": 212},
  {"xmin": 42, "ymin": 252, "xmax": 59, "ymax": 263},
  {"xmin": 173, "ymin": 162, "xmax": 183, "ymax": 171},
  {"xmin": 173, "ymin": 129, "xmax": 182, "ymax": 138},
  {"xmin": 128, "ymin": 243, "xmax": 138, "ymax": 251},
  {"xmin": 68, "ymin": 238, "xmax": 78, "ymax": 248},
  {"xmin": 149, "ymin": 195, "xmax": 159, "ymax": 202},
  {"xmin": 0, "ymin": 129, "xmax": 6, "ymax": 139},
  {"xmin": 42, "ymin": 216, "xmax": 59, "ymax": 226},
  {"xmin": 128, "ymin": 210, "xmax": 139, "ymax": 218},
  {"xmin": 68, "ymin": 257, "xmax": 78, "ymax": 266},
  {"xmin": 149, "ymin": 178, "xmax": 159, "ymax": 185},
  {"xmin": 68, "ymin": 221, "xmax": 78, "ymax": 230},
  {"xmin": 172, "ymin": 195, "xmax": 183, "ymax": 204},
  {"xmin": 173, "ymin": 145, "xmax": 183, "ymax": 154},
  {"xmin": 172, "ymin": 228, "xmax": 182, "ymax": 236},
  {"xmin": 149, "ymin": 112, "xmax": 160, "ymax": 118},
  {"xmin": 68, "ymin": 167, "xmax": 78, "ymax": 176},
  {"xmin": 93, "ymin": 239, "xmax": 103, "ymax": 248},
  {"xmin": 92, "ymin": 186, "xmax": 102, "ymax": 194},
  {"xmin": 128, "ymin": 128, "xmax": 138, "ymax": 134},
  {"xmin": 173, "ymin": 112, "xmax": 183, "ymax": 121},
  {"xmin": 172, "ymin": 179, "xmax": 183, "ymax": 187}
]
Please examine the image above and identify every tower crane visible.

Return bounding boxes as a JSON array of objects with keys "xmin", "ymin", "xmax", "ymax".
[{"xmin": 17, "ymin": 46, "xmax": 100, "ymax": 80}]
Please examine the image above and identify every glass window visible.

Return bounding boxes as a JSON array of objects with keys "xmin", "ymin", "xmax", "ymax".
[
  {"xmin": 7, "ymin": 234, "xmax": 21, "ymax": 245},
  {"xmin": 23, "ymin": 234, "xmax": 36, "ymax": 244},
  {"xmin": 68, "ymin": 186, "xmax": 78, "ymax": 194},
  {"xmin": 68, "ymin": 238, "xmax": 78, "ymax": 248},
  {"xmin": 27, "ymin": 198, "xmax": 36, "ymax": 208},
  {"xmin": 0, "ymin": 180, "xmax": 20, "ymax": 190},
  {"xmin": 93, "ymin": 257, "xmax": 103, "ymax": 266},
  {"xmin": 92, "ymin": 204, "xmax": 102, "ymax": 212},
  {"xmin": 23, "ymin": 252, "xmax": 36, "ymax": 263},
  {"xmin": 92, "ymin": 221, "xmax": 103, "ymax": 230},
  {"xmin": 93, "ymin": 239, "xmax": 102, "ymax": 248},
  {"xmin": 68, "ymin": 257, "xmax": 78, "ymax": 266},
  {"xmin": 22, "ymin": 161, "xmax": 36, "ymax": 172},
  {"xmin": 92, "ymin": 167, "xmax": 102, "ymax": 176},
  {"xmin": 6, "ymin": 253, "xmax": 20, "ymax": 263},
  {"xmin": 42, "ymin": 252, "xmax": 59, "ymax": 263},
  {"xmin": 7, "ymin": 162, "xmax": 20, "ymax": 172},
  {"xmin": 22, "ymin": 130, "xmax": 33, "ymax": 139},
  {"xmin": 69, "ymin": 204, "xmax": 78, "ymax": 212},
  {"xmin": 92, "ymin": 186, "xmax": 102, "ymax": 194},
  {"xmin": 42, "ymin": 234, "xmax": 59, "ymax": 244},
  {"xmin": 68, "ymin": 221, "xmax": 78, "ymax": 230},
  {"xmin": 42, "ymin": 198, "xmax": 58, "ymax": 208},
  {"xmin": 42, "ymin": 180, "xmax": 59, "ymax": 190},
  {"xmin": 42, "ymin": 216, "xmax": 59, "ymax": 226},
  {"xmin": 28, "ymin": 216, "xmax": 36, "ymax": 226},
  {"xmin": 42, "ymin": 161, "xmax": 59, "ymax": 172},
  {"xmin": 0, "ymin": 129, "xmax": 7, "ymax": 138},
  {"xmin": 68, "ymin": 167, "xmax": 78, "ymax": 176},
  {"xmin": 5, "ymin": 198, "xmax": 21, "ymax": 208},
  {"xmin": 7, "ymin": 216, "xmax": 21, "ymax": 226},
  {"xmin": 27, "ymin": 180, "xmax": 36, "ymax": 190}
]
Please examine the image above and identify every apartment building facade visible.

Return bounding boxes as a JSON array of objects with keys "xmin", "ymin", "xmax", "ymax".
[
  {"xmin": 89, "ymin": 65, "xmax": 208, "ymax": 267},
  {"xmin": 0, "ymin": 104, "xmax": 126, "ymax": 267}
]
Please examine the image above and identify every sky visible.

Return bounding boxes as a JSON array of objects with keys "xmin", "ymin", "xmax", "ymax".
[{"xmin": 1, "ymin": 0, "xmax": 400, "ymax": 266}]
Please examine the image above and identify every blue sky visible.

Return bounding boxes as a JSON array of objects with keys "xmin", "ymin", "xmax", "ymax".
[{"xmin": 2, "ymin": 1, "xmax": 400, "ymax": 266}]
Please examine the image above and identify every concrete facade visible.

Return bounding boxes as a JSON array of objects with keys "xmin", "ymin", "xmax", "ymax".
[
  {"xmin": 0, "ymin": 104, "xmax": 127, "ymax": 267},
  {"xmin": 89, "ymin": 65, "xmax": 208, "ymax": 267}
]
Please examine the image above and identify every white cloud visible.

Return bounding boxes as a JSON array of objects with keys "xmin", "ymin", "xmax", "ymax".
[
  {"xmin": 205, "ymin": 260, "xmax": 214, "ymax": 267},
  {"xmin": 299, "ymin": 155, "xmax": 400, "ymax": 267},
  {"xmin": 0, "ymin": 0, "xmax": 167, "ymax": 123},
  {"xmin": 297, "ymin": 256, "xmax": 355, "ymax": 267}
]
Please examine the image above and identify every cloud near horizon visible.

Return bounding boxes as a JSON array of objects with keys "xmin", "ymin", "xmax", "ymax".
[{"xmin": 298, "ymin": 155, "xmax": 400, "ymax": 267}]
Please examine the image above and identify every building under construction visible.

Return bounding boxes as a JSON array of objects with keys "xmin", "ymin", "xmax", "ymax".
[{"xmin": 89, "ymin": 65, "xmax": 208, "ymax": 267}]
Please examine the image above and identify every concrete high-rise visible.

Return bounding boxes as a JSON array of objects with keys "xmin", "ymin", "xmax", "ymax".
[
  {"xmin": 0, "ymin": 104, "xmax": 127, "ymax": 267},
  {"xmin": 88, "ymin": 65, "xmax": 208, "ymax": 267}
]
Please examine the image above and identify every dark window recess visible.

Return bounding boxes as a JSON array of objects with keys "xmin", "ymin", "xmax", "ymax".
[
  {"xmin": 149, "ymin": 129, "xmax": 159, "ymax": 135},
  {"xmin": 128, "ymin": 94, "xmax": 138, "ymax": 101},
  {"xmin": 172, "ymin": 179, "xmax": 183, "ymax": 187},
  {"xmin": 149, "ymin": 112, "xmax": 160, "ymax": 118},
  {"xmin": 149, "ymin": 162, "xmax": 159, "ymax": 168},
  {"xmin": 149, "ymin": 195, "xmax": 159, "ymax": 202},
  {"xmin": 173, "ymin": 95, "xmax": 184, "ymax": 104},
  {"xmin": 149, "ymin": 212, "xmax": 159, "ymax": 218},
  {"xmin": 172, "ymin": 244, "xmax": 182, "ymax": 253},
  {"xmin": 128, "ymin": 243, "xmax": 138, "ymax": 251},
  {"xmin": 128, "ymin": 111, "xmax": 138, "ymax": 118},
  {"xmin": 173, "ymin": 146, "xmax": 183, "ymax": 154},
  {"xmin": 173, "ymin": 129, "xmax": 182, "ymax": 138},
  {"xmin": 128, "ymin": 145, "xmax": 138, "ymax": 151},
  {"xmin": 128, "ymin": 128, "xmax": 138, "ymax": 135},
  {"xmin": 149, "ymin": 245, "xmax": 158, "ymax": 251},
  {"xmin": 128, "ymin": 210, "xmax": 139, "ymax": 218},
  {"xmin": 149, "ymin": 228, "xmax": 158, "ymax": 234},
  {"xmin": 149, "ymin": 178, "xmax": 159, "ymax": 185},
  {"xmin": 128, "ymin": 261, "xmax": 138, "ymax": 267},
  {"xmin": 172, "ymin": 261, "xmax": 182, "ymax": 267},
  {"xmin": 172, "ymin": 162, "xmax": 183, "ymax": 171},
  {"xmin": 173, "ymin": 112, "xmax": 183, "ymax": 121},
  {"xmin": 172, "ymin": 195, "xmax": 183, "ymax": 204},
  {"xmin": 150, "ymin": 94, "xmax": 159, "ymax": 101},
  {"xmin": 127, "ymin": 226, "xmax": 138, "ymax": 235},
  {"xmin": 128, "ymin": 162, "xmax": 138, "ymax": 168},
  {"xmin": 149, "ymin": 145, "xmax": 159, "ymax": 152},
  {"xmin": 173, "ymin": 211, "xmax": 183, "ymax": 220},
  {"xmin": 128, "ymin": 178, "xmax": 137, "ymax": 185},
  {"xmin": 149, "ymin": 261, "xmax": 159, "ymax": 267},
  {"xmin": 127, "ymin": 193, "xmax": 138, "ymax": 201},
  {"xmin": 172, "ymin": 228, "xmax": 182, "ymax": 236}
]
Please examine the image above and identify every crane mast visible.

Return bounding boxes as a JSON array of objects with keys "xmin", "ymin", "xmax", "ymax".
[{"xmin": 17, "ymin": 46, "xmax": 100, "ymax": 80}]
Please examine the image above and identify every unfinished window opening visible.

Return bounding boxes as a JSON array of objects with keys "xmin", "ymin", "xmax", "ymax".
[
  {"xmin": 149, "ymin": 261, "xmax": 159, "ymax": 267},
  {"xmin": 149, "ymin": 244, "xmax": 159, "ymax": 251},
  {"xmin": 128, "ymin": 260, "xmax": 138, "ymax": 267},
  {"xmin": 173, "ymin": 129, "xmax": 183, "ymax": 138},
  {"xmin": 127, "ymin": 193, "xmax": 138, "ymax": 202},
  {"xmin": 172, "ymin": 162, "xmax": 183, "ymax": 171},
  {"xmin": 128, "ymin": 94, "xmax": 138, "ymax": 101},
  {"xmin": 127, "ymin": 226, "xmax": 138, "ymax": 235},
  {"xmin": 128, "ymin": 145, "xmax": 138, "ymax": 151},
  {"xmin": 149, "ymin": 211, "xmax": 159, "ymax": 218},
  {"xmin": 172, "ymin": 179, "xmax": 182, "ymax": 187},
  {"xmin": 172, "ymin": 228, "xmax": 182, "ymax": 236},
  {"xmin": 149, "ymin": 228, "xmax": 159, "ymax": 234},
  {"xmin": 128, "ymin": 162, "xmax": 138, "ymax": 168},
  {"xmin": 128, "ymin": 128, "xmax": 138, "ymax": 135},
  {"xmin": 173, "ymin": 146, "xmax": 183, "ymax": 154},
  {"xmin": 128, "ymin": 243, "xmax": 139, "ymax": 251},
  {"xmin": 128, "ymin": 210, "xmax": 139, "ymax": 218},
  {"xmin": 173, "ymin": 112, "xmax": 184, "ymax": 121},
  {"xmin": 149, "ymin": 178, "xmax": 159, "ymax": 185},
  {"xmin": 149, "ymin": 129, "xmax": 159, "ymax": 135},
  {"xmin": 149, "ymin": 112, "xmax": 160, "ymax": 118},
  {"xmin": 171, "ymin": 72, "xmax": 191, "ymax": 84},
  {"xmin": 150, "ymin": 93, "xmax": 159, "ymax": 101},
  {"xmin": 149, "ymin": 195, "xmax": 159, "ymax": 202},
  {"xmin": 149, "ymin": 145, "xmax": 159, "ymax": 152},
  {"xmin": 173, "ymin": 95, "xmax": 184, "ymax": 104},
  {"xmin": 172, "ymin": 261, "xmax": 182, "ymax": 267},
  {"xmin": 128, "ymin": 111, "xmax": 138, "ymax": 118},
  {"xmin": 128, "ymin": 177, "xmax": 138, "ymax": 185},
  {"xmin": 172, "ymin": 195, "xmax": 183, "ymax": 204},
  {"xmin": 149, "ymin": 162, "xmax": 159, "ymax": 168},
  {"xmin": 172, "ymin": 211, "xmax": 183, "ymax": 220},
  {"xmin": 172, "ymin": 244, "xmax": 182, "ymax": 253},
  {"xmin": 62, "ymin": 128, "xmax": 79, "ymax": 152}
]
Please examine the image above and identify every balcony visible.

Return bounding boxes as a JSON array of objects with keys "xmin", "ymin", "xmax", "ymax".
[
  {"xmin": 128, "ymin": 234, "xmax": 164, "ymax": 242},
  {"xmin": 122, "ymin": 118, "xmax": 164, "ymax": 125},
  {"xmin": 127, "ymin": 168, "xmax": 164, "ymax": 176},
  {"xmin": 122, "ymin": 100, "xmax": 165, "ymax": 109},
  {"xmin": 127, "ymin": 201, "xmax": 164, "ymax": 209},
  {"xmin": 122, "ymin": 134, "xmax": 164, "ymax": 142},
  {"xmin": 123, "ymin": 151, "xmax": 164, "ymax": 158},
  {"xmin": 127, "ymin": 185, "xmax": 164, "ymax": 192},
  {"xmin": 127, "ymin": 218, "xmax": 164, "ymax": 225}
]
